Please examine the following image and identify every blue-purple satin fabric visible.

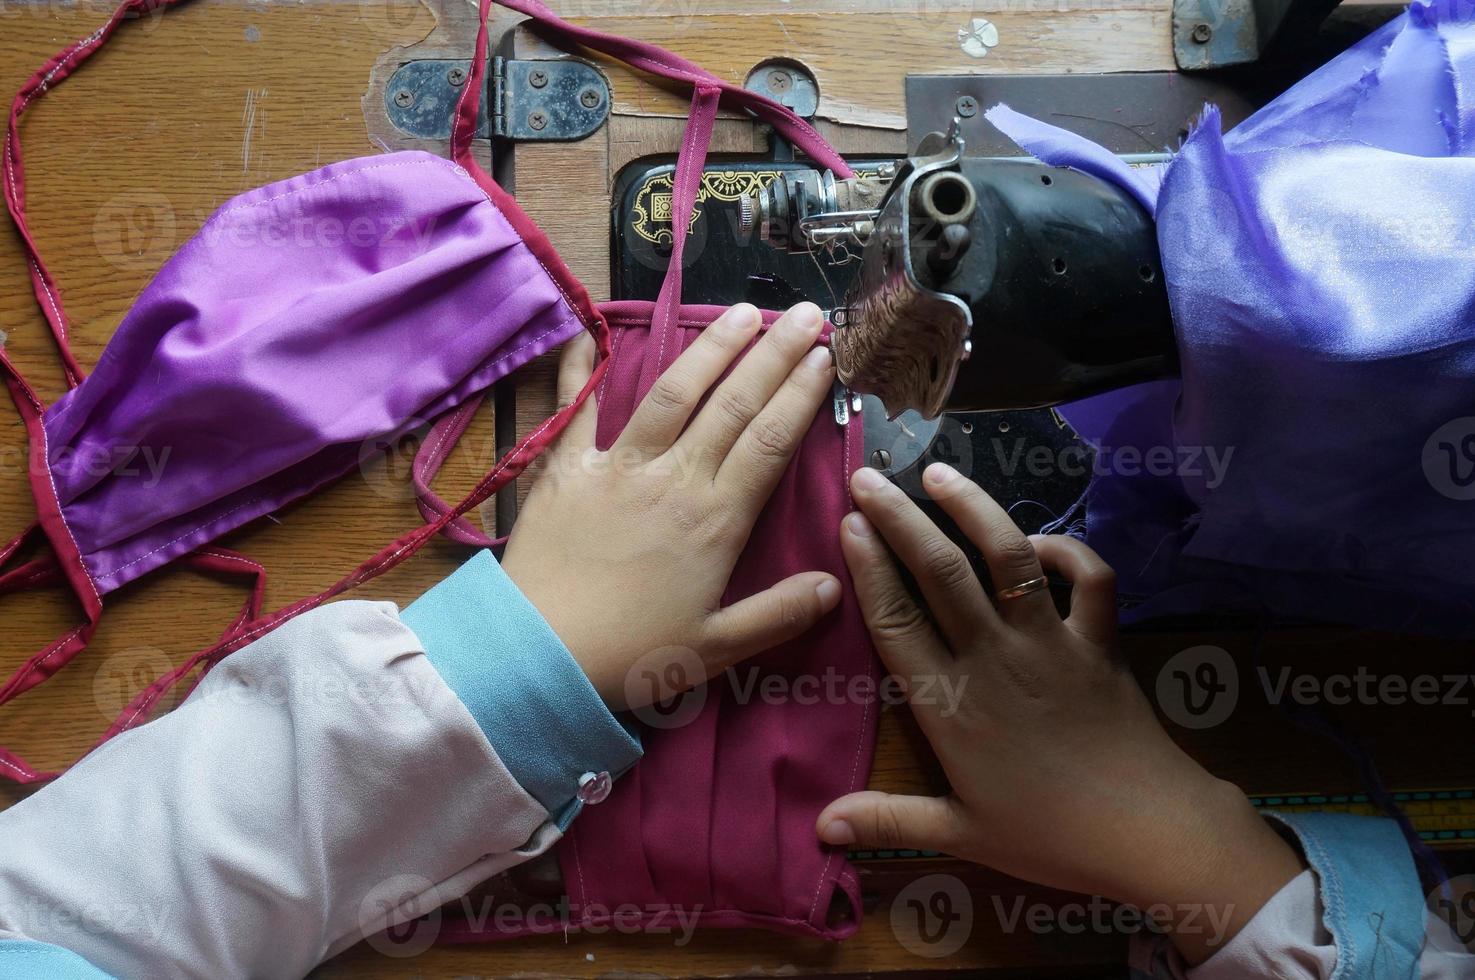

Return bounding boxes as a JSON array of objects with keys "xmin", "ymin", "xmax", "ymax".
[
  {"xmin": 989, "ymin": 0, "xmax": 1475, "ymax": 632},
  {"xmin": 43, "ymin": 151, "xmax": 583, "ymax": 595}
]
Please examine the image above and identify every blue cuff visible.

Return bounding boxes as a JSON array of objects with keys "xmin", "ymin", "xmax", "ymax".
[
  {"xmin": 1260, "ymin": 811, "xmax": 1425, "ymax": 980},
  {"xmin": 402, "ymin": 549, "xmax": 642, "ymax": 829},
  {"xmin": 0, "ymin": 940, "xmax": 112, "ymax": 979}
]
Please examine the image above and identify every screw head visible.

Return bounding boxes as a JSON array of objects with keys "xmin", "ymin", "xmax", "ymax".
[
  {"xmin": 529, "ymin": 68, "xmax": 549, "ymax": 88},
  {"xmin": 446, "ymin": 67, "xmax": 466, "ymax": 87},
  {"xmin": 766, "ymin": 68, "xmax": 793, "ymax": 92},
  {"xmin": 955, "ymin": 95, "xmax": 979, "ymax": 118},
  {"xmin": 579, "ymin": 87, "xmax": 601, "ymax": 109},
  {"xmin": 870, "ymin": 448, "xmax": 893, "ymax": 470},
  {"xmin": 1191, "ymin": 22, "xmax": 1213, "ymax": 43},
  {"xmin": 528, "ymin": 111, "xmax": 548, "ymax": 131},
  {"xmin": 393, "ymin": 89, "xmax": 414, "ymax": 108}
]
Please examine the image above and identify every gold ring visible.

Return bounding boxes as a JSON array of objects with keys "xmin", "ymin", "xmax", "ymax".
[{"xmin": 995, "ymin": 576, "xmax": 1048, "ymax": 602}]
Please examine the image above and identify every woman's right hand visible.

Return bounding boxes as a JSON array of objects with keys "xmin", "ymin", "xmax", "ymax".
[{"xmin": 816, "ymin": 462, "xmax": 1305, "ymax": 963}]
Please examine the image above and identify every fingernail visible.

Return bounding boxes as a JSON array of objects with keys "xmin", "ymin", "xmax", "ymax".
[
  {"xmin": 820, "ymin": 818, "xmax": 856, "ymax": 845},
  {"xmin": 789, "ymin": 302, "xmax": 823, "ymax": 331},
  {"xmin": 845, "ymin": 511, "xmax": 874, "ymax": 537},
  {"xmin": 852, "ymin": 466, "xmax": 887, "ymax": 492},
  {"xmin": 924, "ymin": 462, "xmax": 960, "ymax": 486},
  {"xmin": 726, "ymin": 303, "xmax": 760, "ymax": 331},
  {"xmin": 803, "ymin": 346, "xmax": 833, "ymax": 371},
  {"xmin": 815, "ymin": 578, "xmax": 841, "ymax": 609}
]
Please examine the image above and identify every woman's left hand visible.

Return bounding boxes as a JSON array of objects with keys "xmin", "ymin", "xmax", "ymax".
[{"xmin": 817, "ymin": 463, "xmax": 1305, "ymax": 962}]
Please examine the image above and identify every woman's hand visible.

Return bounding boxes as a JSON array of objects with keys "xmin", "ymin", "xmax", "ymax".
[
  {"xmin": 501, "ymin": 302, "xmax": 840, "ymax": 712},
  {"xmin": 817, "ymin": 462, "xmax": 1304, "ymax": 962}
]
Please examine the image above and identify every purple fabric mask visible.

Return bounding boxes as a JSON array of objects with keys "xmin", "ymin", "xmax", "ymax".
[
  {"xmin": 0, "ymin": 0, "xmax": 848, "ymax": 783},
  {"xmin": 48, "ymin": 151, "xmax": 584, "ymax": 597},
  {"xmin": 988, "ymin": 0, "xmax": 1475, "ymax": 633}
]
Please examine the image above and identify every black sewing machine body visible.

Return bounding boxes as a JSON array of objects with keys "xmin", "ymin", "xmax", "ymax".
[
  {"xmin": 610, "ymin": 156, "xmax": 1097, "ymax": 545},
  {"xmin": 608, "ymin": 30, "xmax": 1395, "ymax": 583},
  {"xmin": 828, "ymin": 145, "xmax": 1179, "ymax": 419}
]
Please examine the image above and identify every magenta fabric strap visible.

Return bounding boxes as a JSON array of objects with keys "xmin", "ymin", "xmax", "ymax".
[
  {"xmin": 411, "ymin": 0, "xmax": 853, "ymax": 534},
  {"xmin": 639, "ymin": 84, "xmax": 723, "ymax": 394},
  {"xmin": 4, "ymin": 0, "xmax": 187, "ymax": 390},
  {"xmin": 412, "ymin": 401, "xmax": 501, "ymax": 548},
  {"xmin": 495, "ymin": 0, "xmax": 852, "ymax": 179}
]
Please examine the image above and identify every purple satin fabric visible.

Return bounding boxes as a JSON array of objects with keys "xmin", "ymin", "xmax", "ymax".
[
  {"xmin": 44, "ymin": 151, "xmax": 583, "ymax": 595},
  {"xmin": 989, "ymin": 0, "xmax": 1475, "ymax": 631}
]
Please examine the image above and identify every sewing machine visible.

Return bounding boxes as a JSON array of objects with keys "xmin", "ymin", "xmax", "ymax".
[
  {"xmin": 599, "ymin": 66, "xmax": 1297, "ymax": 574},
  {"xmin": 598, "ymin": 0, "xmax": 1407, "ymax": 543}
]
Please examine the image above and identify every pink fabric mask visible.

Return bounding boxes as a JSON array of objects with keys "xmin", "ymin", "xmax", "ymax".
[
  {"xmin": 459, "ymin": 302, "xmax": 875, "ymax": 942},
  {"xmin": 426, "ymin": 83, "xmax": 876, "ymax": 943}
]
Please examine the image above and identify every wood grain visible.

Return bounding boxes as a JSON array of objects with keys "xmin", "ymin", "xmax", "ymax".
[{"xmin": 1, "ymin": 2, "xmax": 1470, "ymax": 978}]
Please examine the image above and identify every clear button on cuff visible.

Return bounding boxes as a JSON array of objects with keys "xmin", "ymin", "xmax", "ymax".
[{"xmin": 577, "ymin": 771, "xmax": 612, "ymax": 805}]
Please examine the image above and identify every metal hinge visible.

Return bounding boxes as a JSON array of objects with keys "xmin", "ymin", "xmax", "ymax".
[{"xmin": 385, "ymin": 56, "xmax": 609, "ymax": 141}]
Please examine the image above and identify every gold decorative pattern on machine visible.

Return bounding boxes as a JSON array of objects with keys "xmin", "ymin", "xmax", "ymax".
[
  {"xmin": 631, "ymin": 170, "xmax": 783, "ymax": 245},
  {"xmin": 631, "ymin": 166, "xmax": 889, "ymax": 246}
]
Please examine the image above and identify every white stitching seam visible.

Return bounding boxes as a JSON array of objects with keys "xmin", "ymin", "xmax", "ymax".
[
  {"xmin": 596, "ymin": 324, "xmax": 630, "ymax": 402},
  {"xmin": 28, "ymin": 258, "xmax": 66, "ymax": 343},
  {"xmin": 422, "ymin": 405, "xmax": 469, "ymax": 475},
  {"xmin": 6, "ymin": 24, "xmax": 109, "ymax": 207},
  {"xmin": 7, "ymin": 624, "xmax": 89, "ymax": 701},
  {"xmin": 6, "ymin": 27, "xmax": 108, "ymax": 202},
  {"xmin": 806, "ymin": 394, "xmax": 866, "ymax": 926},
  {"xmin": 33, "ymin": 387, "xmax": 100, "ymax": 606},
  {"xmin": 6, "ymin": 28, "xmax": 111, "ymax": 358},
  {"xmin": 91, "ymin": 496, "xmax": 270, "ymax": 581},
  {"xmin": 0, "ymin": 756, "xmax": 31, "ymax": 778},
  {"xmin": 197, "ymin": 549, "xmax": 266, "ymax": 573}
]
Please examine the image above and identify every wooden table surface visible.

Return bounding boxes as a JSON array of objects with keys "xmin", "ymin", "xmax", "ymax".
[{"xmin": 2, "ymin": 1, "xmax": 1471, "ymax": 977}]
